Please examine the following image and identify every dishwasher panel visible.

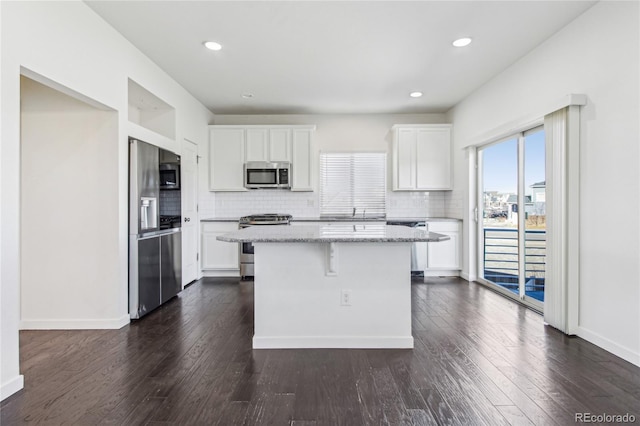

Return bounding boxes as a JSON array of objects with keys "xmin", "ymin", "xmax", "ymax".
[{"xmin": 386, "ymin": 220, "xmax": 426, "ymax": 274}]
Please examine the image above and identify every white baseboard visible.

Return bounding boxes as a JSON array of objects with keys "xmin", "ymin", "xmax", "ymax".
[
  {"xmin": 577, "ymin": 326, "xmax": 640, "ymax": 367},
  {"xmin": 252, "ymin": 335, "xmax": 414, "ymax": 349},
  {"xmin": 20, "ymin": 314, "xmax": 130, "ymax": 330},
  {"xmin": 460, "ymin": 271, "xmax": 474, "ymax": 282},
  {"xmin": 424, "ymin": 270, "xmax": 460, "ymax": 277},
  {"xmin": 1, "ymin": 375, "xmax": 24, "ymax": 401},
  {"xmin": 201, "ymin": 269, "xmax": 240, "ymax": 278}
]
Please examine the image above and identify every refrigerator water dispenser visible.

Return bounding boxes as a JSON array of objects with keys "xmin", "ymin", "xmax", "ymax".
[{"xmin": 140, "ymin": 197, "xmax": 157, "ymax": 230}]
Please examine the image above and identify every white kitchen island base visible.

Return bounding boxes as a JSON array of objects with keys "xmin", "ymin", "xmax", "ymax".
[{"xmin": 252, "ymin": 242, "xmax": 413, "ymax": 349}]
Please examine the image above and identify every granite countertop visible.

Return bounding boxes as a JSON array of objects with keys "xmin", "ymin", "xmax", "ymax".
[
  {"xmin": 386, "ymin": 217, "xmax": 462, "ymax": 222},
  {"xmin": 292, "ymin": 217, "xmax": 461, "ymax": 222},
  {"xmin": 216, "ymin": 224, "xmax": 450, "ymax": 243},
  {"xmin": 202, "ymin": 217, "xmax": 461, "ymax": 223},
  {"xmin": 292, "ymin": 217, "xmax": 387, "ymax": 222},
  {"xmin": 200, "ymin": 217, "xmax": 239, "ymax": 222}
]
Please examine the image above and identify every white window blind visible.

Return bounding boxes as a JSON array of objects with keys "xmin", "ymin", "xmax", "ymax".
[{"xmin": 319, "ymin": 152, "xmax": 386, "ymax": 217}]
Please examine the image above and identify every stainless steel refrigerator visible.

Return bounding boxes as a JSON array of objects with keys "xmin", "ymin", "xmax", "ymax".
[{"xmin": 129, "ymin": 138, "xmax": 182, "ymax": 319}]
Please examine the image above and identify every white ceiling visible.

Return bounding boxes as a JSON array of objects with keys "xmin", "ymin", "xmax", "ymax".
[{"xmin": 85, "ymin": 1, "xmax": 597, "ymax": 115}]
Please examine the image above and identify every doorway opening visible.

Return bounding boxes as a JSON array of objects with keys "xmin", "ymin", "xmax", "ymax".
[
  {"xmin": 20, "ymin": 74, "xmax": 119, "ymax": 328},
  {"xmin": 477, "ymin": 126, "xmax": 546, "ymax": 311}
]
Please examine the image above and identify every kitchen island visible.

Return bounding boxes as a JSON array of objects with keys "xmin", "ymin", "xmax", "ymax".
[{"xmin": 217, "ymin": 224, "xmax": 449, "ymax": 349}]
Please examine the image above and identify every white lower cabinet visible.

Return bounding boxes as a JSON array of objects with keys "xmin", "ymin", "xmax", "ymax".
[
  {"xmin": 425, "ymin": 220, "xmax": 461, "ymax": 277},
  {"xmin": 201, "ymin": 221, "xmax": 240, "ymax": 277}
]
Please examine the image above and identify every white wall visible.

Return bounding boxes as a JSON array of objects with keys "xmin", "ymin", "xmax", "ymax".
[
  {"xmin": 20, "ymin": 77, "xmax": 122, "ymax": 327},
  {"xmin": 1, "ymin": 1, "xmax": 213, "ymax": 400},
  {"xmin": 447, "ymin": 1, "xmax": 639, "ymax": 365},
  {"xmin": 204, "ymin": 114, "xmax": 457, "ymax": 219}
]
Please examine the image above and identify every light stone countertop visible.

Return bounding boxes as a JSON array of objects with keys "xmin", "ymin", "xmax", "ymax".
[
  {"xmin": 201, "ymin": 217, "xmax": 462, "ymax": 223},
  {"xmin": 292, "ymin": 217, "xmax": 387, "ymax": 222},
  {"xmin": 216, "ymin": 224, "xmax": 450, "ymax": 243}
]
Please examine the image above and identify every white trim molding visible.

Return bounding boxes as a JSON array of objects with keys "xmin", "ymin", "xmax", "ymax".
[
  {"xmin": 1, "ymin": 375, "xmax": 24, "ymax": 401},
  {"xmin": 20, "ymin": 314, "xmax": 130, "ymax": 330},
  {"xmin": 463, "ymin": 94, "xmax": 587, "ymax": 148},
  {"xmin": 543, "ymin": 105, "xmax": 581, "ymax": 335},
  {"xmin": 253, "ymin": 336, "xmax": 414, "ymax": 349},
  {"xmin": 577, "ymin": 326, "xmax": 640, "ymax": 367}
]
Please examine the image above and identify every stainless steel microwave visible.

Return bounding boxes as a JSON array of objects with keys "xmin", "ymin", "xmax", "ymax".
[
  {"xmin": 244, "ymin": 161, "xmax": 291, "ymax": 189},
  {"xmin": 159, "ymin": 163, "xmax": 180, "ymax": 190}
]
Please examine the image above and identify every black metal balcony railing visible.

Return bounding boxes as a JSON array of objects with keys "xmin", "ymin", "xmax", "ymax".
[{"xmin": 483, "ymin": 228, "xmax": 546, "ymax": 301}]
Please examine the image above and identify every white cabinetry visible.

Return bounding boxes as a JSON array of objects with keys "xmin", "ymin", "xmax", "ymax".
[
  {"xmin": 245, "ymin": 128, "xmax": 292, "ymax": 162},
  {"xmin": 269, "ymin": 128, "xmax": 292, "ymax": 162},
  {"xmin": 201, "ymin": 221, "xmax": 239, "ymax": 277},
  {"xmin": 425, "ymin": 220, "xmax": 461, "ymax": 277},
  {"xmin": 209, "ymin": 127, "xmax": 246, "ymax": 191},
  {"xmin": 392, "ymin": 124, "xmax": 452, "ymax": 191},
  {"xmin": 245, "ymin": 128, "xmax": 268, "ymax": 162},
  {"xmin": 291, "ymin": 128, "xmax": 314, "ymax": 191},
  {"xmin": 209, "ymin": 125, "xmax": 315, "ymax": 192}
]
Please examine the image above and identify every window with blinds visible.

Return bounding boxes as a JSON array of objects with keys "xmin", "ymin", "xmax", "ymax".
[{"xmin": 319, "ymin": 152, "xmax": 387, "ymax": 218}]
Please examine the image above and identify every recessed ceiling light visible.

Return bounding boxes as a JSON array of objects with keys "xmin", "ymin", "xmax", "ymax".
[
  {"xmin": 241, "ymin": 93, "xmax": 254, "ymax": 99},
  {"xmin": 204, "ymin": 41, "xmax": 222, "ymax": 51},
  {"xmin": 410, "ymin": 91, "xmax": 423, "ymax": 98},
  {"xmin": 452, "ymin": 37, "xmax": 472, "ymax": 47}
]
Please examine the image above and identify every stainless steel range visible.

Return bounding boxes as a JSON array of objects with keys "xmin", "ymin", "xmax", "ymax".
[{"xmin": 239, "ymin": 213, "xmax": 292, "ymax": 277}]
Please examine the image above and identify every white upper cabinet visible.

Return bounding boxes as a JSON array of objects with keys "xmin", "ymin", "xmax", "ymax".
[
  {"xmin": 245, "ymin": 128, "xmax": 269, "ymax": 162},
  {"xmin": 209, "ymin": 127, "xmax": 247, "ymax": 191},
  {"xmin": 269, "ymin": 128, "xmax": 292, "ymax": 162},
  {"xmin": 392, "ymin": 124, "xmax": 452, "ymax": 191},
  {"xmin": 209, "ymin": 125, "xmax": 315, "ymax": 192},
  {"xmin": 245, "ymin": 128, "xmax": 291, "ymax": 163},
  {"xmin": 291, "ymin": 128, "xmax": 315, "ymax": 191}
]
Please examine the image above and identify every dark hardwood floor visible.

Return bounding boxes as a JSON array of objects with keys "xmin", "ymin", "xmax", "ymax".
[{"xmin": 2, "ymin": 277, "xmax": 639, "ymax": 425}]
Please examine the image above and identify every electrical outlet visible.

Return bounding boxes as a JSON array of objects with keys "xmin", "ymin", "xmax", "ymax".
[
  {"xmin": 340, "ymin": 289, "xmax": 352, "ymax": 306},
  {"xmin": 307, "ymin": 199, "xmax": 315, "ymax": 207}
]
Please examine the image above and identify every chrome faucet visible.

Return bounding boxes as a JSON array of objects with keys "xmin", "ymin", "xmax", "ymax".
[
  {"xmin": 362, "ymin": 209, "xmax": 366, "ymax": 219},
  {"xmin": 352, "ymin": 207, "xmax": 357, "ymax": 217}
]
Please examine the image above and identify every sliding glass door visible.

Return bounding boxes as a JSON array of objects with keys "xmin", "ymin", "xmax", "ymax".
[{"xmin": 478, "ymin": 127, "xmax": 545, "ymax": 310}]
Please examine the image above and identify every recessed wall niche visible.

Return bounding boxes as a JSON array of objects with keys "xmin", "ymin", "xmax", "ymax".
[{"xmin": 128, "ymin": 78, "xmax": 176, "ymax": 140}]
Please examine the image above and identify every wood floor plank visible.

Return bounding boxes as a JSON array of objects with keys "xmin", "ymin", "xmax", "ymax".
[
  {"xmin": 496, "ymin": 405, "xmax": 536, "ymax": 426},
  {"xmin": 2, "ymin": 277, "xmax": 639, "ymax": 426},
  {"xmin": 242, "ymin": 391, "xmax": 295, "ymax": 426},
  {"xmin": 370, "ymin": 366, "xmax": 414, "ymax": 425},
  {"xmin": 419, "ymin": 388, "xmax": 458, "ymax": 425}
]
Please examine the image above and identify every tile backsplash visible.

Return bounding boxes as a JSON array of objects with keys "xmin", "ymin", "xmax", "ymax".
[
  {"xmin": 160, "ymin": 190, "xmax": 182, "ymax": 216},
  {"xmin": 444, "ymin": 189, "xmax": 464, "ymax": 219},
  {"xmin": 202, "ymin": 190, "xmax": 454, "ymax": 219}
]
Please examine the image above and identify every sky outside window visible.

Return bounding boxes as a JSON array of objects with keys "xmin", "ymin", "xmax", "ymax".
[{"xmin": 482, "ymin": 131, "xmax": 545, "ymax": 194}]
